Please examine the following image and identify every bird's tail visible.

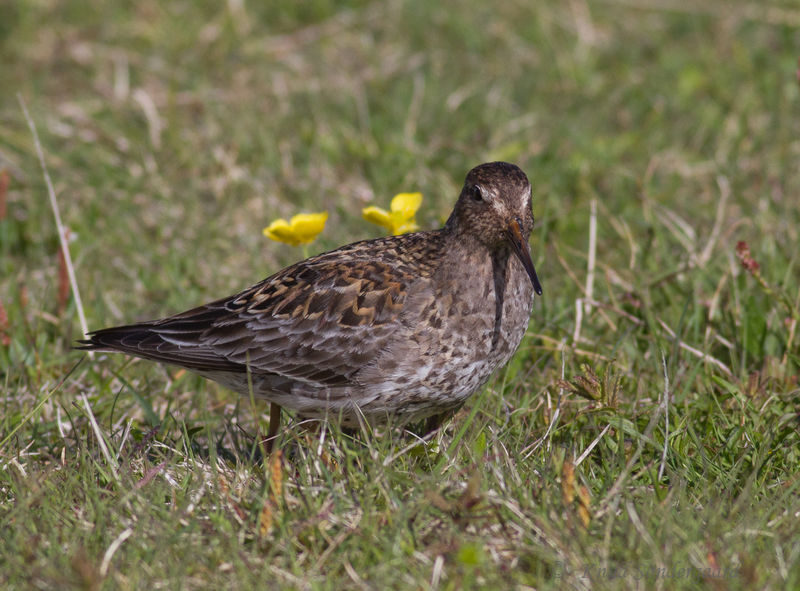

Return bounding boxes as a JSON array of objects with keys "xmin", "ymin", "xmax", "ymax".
[{"xmin": 76, "ymin": 318, "xmax": 242, "ymax": 373}]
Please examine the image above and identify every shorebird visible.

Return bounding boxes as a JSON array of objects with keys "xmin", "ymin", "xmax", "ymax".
[{"xmin": 80, "ymin": 162, "xmax": 542, "ymax": 447}]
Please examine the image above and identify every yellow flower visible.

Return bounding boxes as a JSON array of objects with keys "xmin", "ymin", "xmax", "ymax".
[
  {"xmin": 362, "ymin": 192, "xmax": 423, "ymax": 235},
  {"xmin": 262, "ymin": 212, "xmax": 328, "ymax": 246}
]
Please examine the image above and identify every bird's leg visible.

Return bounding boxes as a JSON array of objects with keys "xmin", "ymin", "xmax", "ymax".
[
  {"xmin": 422, "ymin": 403, "xmax": 463, "ymax": 435},
  {"xmin": 263, "ymin": 402, "xmax": 282, "ymax": 455},
  {"xmin": 424, "ymin": 411, "xmax": 448, "ymax": 434}
]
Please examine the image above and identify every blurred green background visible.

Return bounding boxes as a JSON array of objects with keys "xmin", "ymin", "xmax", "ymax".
[{"xmin": 1, "ymin": 1, "xmax": 799, "ymax": 589}]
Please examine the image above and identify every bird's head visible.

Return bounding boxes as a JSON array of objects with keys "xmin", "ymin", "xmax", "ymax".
[{"xmin": 448, "ymin": 161, "xmax": 542, "ymax": 295}]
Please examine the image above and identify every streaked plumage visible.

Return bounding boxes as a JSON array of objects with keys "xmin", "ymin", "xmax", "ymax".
[{"xmin": 79, "ymin": 162, "xmax": 542, "ymax": 431}]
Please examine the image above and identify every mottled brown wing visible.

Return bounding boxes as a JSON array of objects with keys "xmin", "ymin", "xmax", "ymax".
[
  {"xmin": 80, "ymin": 232, "xmax": 443, "ymax": 389},
  {"xmin": 203, "ymin": 254, "xmax": 413, "ymax": 385}
]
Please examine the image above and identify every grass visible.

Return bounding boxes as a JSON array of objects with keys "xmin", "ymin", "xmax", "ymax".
[{"xmin": 2, "ymin": 0, "xmax": 799, "ymax": 588}]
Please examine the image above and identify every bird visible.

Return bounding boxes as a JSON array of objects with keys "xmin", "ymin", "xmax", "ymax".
[{"xmin": 79, "ymin": 162, "xmax": 543, "ymax": 447}]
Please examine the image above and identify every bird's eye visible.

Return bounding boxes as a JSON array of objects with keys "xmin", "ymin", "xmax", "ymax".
[{"xmin": 471, "ymin": 184, "xmax": 484, "ymax": 202}]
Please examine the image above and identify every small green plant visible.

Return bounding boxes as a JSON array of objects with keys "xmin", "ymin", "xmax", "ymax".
[{"xmin": 558, "ymin": 363, "xmax": 624, "ymax": 408}]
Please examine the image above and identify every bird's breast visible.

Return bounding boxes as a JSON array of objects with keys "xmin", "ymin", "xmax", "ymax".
[{"xmin": 373, "ymin": 248, "xmax": 535, "ymax": 402}]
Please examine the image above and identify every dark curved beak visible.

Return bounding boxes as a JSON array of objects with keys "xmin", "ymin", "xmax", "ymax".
[{"xmin": 505, "ymin": 218, "xmax": 543, "ymax": 296}]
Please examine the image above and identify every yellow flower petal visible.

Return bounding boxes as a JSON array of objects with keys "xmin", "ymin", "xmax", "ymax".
[
  {"xmin": 263, "ymin": 219, "xmax": 298, "ymax": 245},
  {"xmin": 393, "ymin": 220, "xmax": 420, "ymax": 235},
  {"xmin": 390, "ymin": 192, "xmax": 423, "ymax": 218},
  {"xmin": 362, "ymin": 206, "xmax": 393, "ymax": 230},
  {"xmin": 263, "ymin": 212, "xmax": 327, "ymax": 246},
  {"xmin": 364, "ymin": 193, "xmax": 423, "ymax": 235},
  {"xmin": 289, "ymin": 212, "xmax": 328, "ymax": 244}
]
